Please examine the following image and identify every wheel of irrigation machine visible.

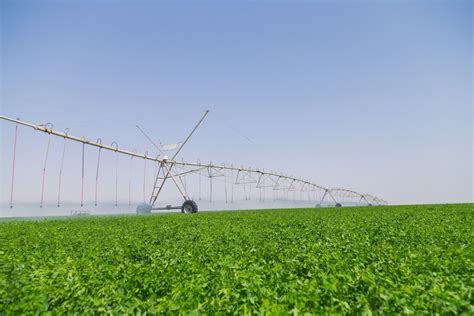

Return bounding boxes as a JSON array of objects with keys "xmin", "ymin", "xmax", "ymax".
[
  {"xmin": 181, "ymin": 200, "xmax": 198, "ymax": 214},
  {"xmin": 335, "ymin": 203, "xmax": 342, "ymax": 207}
]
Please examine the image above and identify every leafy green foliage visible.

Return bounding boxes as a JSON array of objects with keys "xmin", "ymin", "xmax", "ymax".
[{"xmin": 1, "ymin": 204, "xmax": 473, "ymax": 314}]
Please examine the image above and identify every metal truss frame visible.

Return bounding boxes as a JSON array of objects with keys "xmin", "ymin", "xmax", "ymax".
[{"xmin": 0, "ymin": 115, "xmax": 387, "ymax": 208}]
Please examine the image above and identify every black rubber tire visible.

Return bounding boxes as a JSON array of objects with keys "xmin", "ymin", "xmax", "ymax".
[
  {"xmin": 335, "ymin": 203, "xmax": 342, "ymax": 207},
  {"xmin": 181, "ymin": 200, "xmax": 198, "ymax": 214}
]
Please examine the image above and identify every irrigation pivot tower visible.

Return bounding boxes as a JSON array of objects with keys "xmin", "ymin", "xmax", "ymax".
[{"xmin": 1, "ymin": 112, "xmax": 387, "ymax": 214}]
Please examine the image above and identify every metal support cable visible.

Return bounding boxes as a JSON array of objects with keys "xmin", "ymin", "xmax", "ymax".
[
  {"xmin": 94, "ymin": 138, "xmax": 102, "ymax": 207},
  {"xmin": 111, "ymin": 142, "xmax": 118, "ymax": 206},
  {"xmin": 161, "ymin": 162, "xmax": 189, "ymax": 200},
  {"xmin": 40, "ymin": 124, "xmax": 53, "ymax": 208},
  {"xmin": 143, "ymin": 151, "xmax": 148, "ymax": 203},
  {"xmin": 152, "ymin": 159, "xmax": 158, "ymax": 201},
  {"xmin": 223, "ymin": 164, "xmax": 228, "ymax": 204},
  {"xmin": 9, "ymin": 123, "xmax": 18, "ymax": 208},
  {"xmin": 197, "ymin": 159, "xmax": 202, "ymax": 201},
  {"xmin": 199, "ymin": 171, "xmax": 202, "ymax": 201},
  {"xmin": 129, "ymin": 154, "xmax": 134, "ymax": 206},
  {"xmin": 81, "ymin": 142, "xmax": 85, "ymax": 207},
  {"xmin": 57, "ymin": 128, "xmax": 69, "ymax": 207},
  {"xmin": 327, "ymin": 190, "xmax": 338, "ymax": 204},
  {"xmin": 171, "ymin": 110, "xmax": 209, "ymax": 161},
  {"xmin": 208, "ymin": 165, "xmax": 213, "ymax": 203},
  {"xmin": 231, "ymin": 166, "xmax": 234, "ymax": 203},
  {"xmin": 320, "ymin": 190, "xmax": 327, "ymax": 205},
  {"xmin": 183, "ymin": 174, "xmax": 187, "ymax": 192},
  {"xmin": 170, "ymin": 161, "xmax": 189, "ymax": 199}
]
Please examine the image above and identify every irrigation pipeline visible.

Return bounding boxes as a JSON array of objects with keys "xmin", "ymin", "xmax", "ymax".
[{"xmin": 0, "ymin": 115, "xmax": 387, "ymax": 206}]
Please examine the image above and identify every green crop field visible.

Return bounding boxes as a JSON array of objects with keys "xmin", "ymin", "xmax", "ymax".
[{"xmin": 1, "ymin": 204, "xmax": 473, "ymax": 314}]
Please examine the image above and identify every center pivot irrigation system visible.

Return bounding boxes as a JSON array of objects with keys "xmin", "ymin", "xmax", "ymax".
[{"xmin": 1, "ymin": 112, "xmax": 386, "ymax": 214}]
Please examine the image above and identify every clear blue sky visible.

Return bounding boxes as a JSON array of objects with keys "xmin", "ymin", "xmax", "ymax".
[{"xmin": 1, "ymin": 0, "xmax": 472, "ymax": 206}]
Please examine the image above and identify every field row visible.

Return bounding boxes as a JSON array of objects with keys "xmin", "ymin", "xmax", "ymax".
[{"xmin": 1, "ymin": 204, "xmax": 473, "ymax": 313}]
